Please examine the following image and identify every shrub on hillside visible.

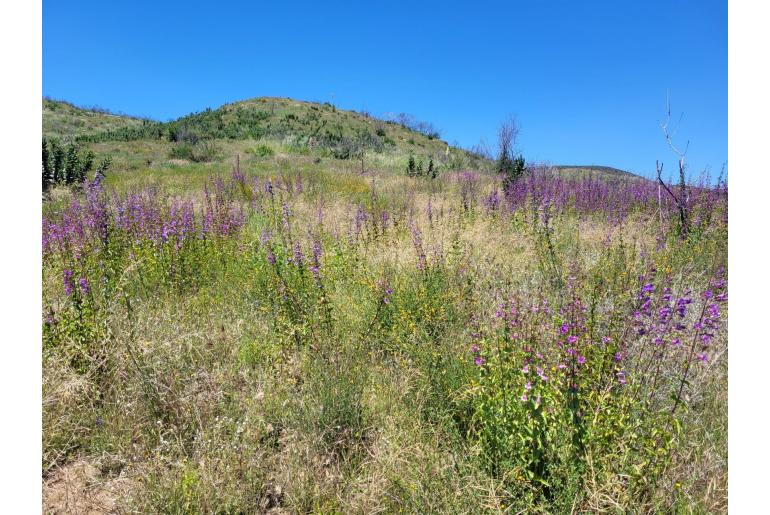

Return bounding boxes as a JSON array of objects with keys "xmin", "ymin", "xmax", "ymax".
[
  {"xmin": 497, "ymin": 118, "xmax": 527, "ymax": 193},
  {"xmin": 246, "ymin": 144, "xmax": 275, "ymax": 158},
  {"xmin": 169, "ymin": 140, "xmax": 222, "ymax": 163},
  {"xmin": 406, "ymin": 155, "xmax": 417, "ymax": 177},
  {"xmin": 42, "ymin": 138, "xmax": 96, "ymax": 191}
]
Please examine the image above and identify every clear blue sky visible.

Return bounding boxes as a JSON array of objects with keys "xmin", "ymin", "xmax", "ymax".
[{"xmin": 43, "ymin": 0, "xmax": 727, "ymax": 179}]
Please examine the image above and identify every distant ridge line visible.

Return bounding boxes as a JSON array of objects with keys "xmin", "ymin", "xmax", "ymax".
[{"xmin": 552, "ymin": 165, "xmax": 645, "ymax": 180}]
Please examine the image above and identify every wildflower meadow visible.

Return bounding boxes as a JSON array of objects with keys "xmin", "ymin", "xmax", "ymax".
[{"xmin": 42, "ymin": 152, "xmax": 727, "ymax": 511}]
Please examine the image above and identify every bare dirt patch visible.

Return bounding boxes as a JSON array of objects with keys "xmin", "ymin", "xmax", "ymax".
[{"xmin": 43, "ymin": 460, "xmax": 135, "ymax": 514}]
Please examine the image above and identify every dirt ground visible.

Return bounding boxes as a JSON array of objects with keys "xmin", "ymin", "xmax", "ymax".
[{"xmin": 43, "ymin": 460, "xmax": 134, "ymax": 514}]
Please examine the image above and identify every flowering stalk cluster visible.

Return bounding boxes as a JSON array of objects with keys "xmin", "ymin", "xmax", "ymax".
[{"xmin": 43, "ymin": 179, "xmax": 246, "ymax": 259}]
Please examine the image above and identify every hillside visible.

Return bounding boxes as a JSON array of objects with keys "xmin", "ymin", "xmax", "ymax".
[
  {"xmin": 59, "ymin": 96, "xmax": 473, "ymax": 161},
  {"xmin": 42, "ymin": 98, "xmax": 149, "ymax": 139},
  {"xmin": 553, "ymin": 165, "xmax": 647, "ymax": 181},
  {"xmin": 171, "ymin": 97, "xmax": 456, "ymax": 159},
  {"xmin": 42, "ymin": 97, "xmax": 494, "ymax": 192},
  {"xmin": 43, "ymin": 97, "xmax": 650, "ymax": 186}
]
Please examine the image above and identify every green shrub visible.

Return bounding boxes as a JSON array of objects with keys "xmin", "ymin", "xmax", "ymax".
[
  {"xmin": 247, "ymin": 144, "xmax": 275, "ymax": 158},
  {"xmin": 169, "ymin": 140, "xmax": 221, "ymax": 162},
  {"xmin": 42, "ymin": 138, "xmax": 96, "ymax": 191},
  {"xmin": 406, "ymin": 155, "xmax": 416, "ymax": 177}
]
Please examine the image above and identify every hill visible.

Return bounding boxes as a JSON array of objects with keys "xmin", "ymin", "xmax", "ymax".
[
  {"xmin": 42, "ymin": 98, "xmax": 150, "ymax": 139},
  {"xmin": 58, "ymin": 96, "xmax": 474, "ymax": 162},
  {"xmin": 42, "ymin": 97, "xmax": 494, "ymax": 189},
  {"xmin": 42, "ymin": 96, "xmax": 647, "ymax": 185},
  {"xmin": 552, "ymin": 165, "xmax": 648, "ymax": 181},
  {"xmin": 169, "ymin": 97, "xmax": 454, "ymax": 159}
]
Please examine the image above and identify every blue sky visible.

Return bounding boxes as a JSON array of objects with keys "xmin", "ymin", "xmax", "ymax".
[{"xmin": 43, "ymin": 1, "xmax": 727, "ymax": 179}]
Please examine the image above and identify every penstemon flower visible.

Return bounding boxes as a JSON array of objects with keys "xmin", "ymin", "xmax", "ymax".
[{"xmin": 62, "ymin": 269, "xmax": 74, "ymax": 296}]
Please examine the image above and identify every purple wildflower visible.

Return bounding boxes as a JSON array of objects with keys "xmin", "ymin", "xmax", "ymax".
[
  {"xmin": 292, "ymin": 242, "xmax": 304, "ymax": 266},
  {"xmin": 63, "ymin": 269, "xmax": 74, "ymax": 296}
]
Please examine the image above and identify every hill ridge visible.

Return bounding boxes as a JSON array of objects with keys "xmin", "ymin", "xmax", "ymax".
[{"xmin": 43, "ymin": 96, "xmax": 644, "ymax": 181}]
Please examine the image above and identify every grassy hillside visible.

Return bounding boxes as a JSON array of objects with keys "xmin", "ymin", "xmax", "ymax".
[
  {"xmin": 169, "ymin": 97, "xmax": 456, "ymax": 158},
  {"xmin": 43, "ymin": 98, "xmax": 150, "ymax": 139},
  {"xmin": 44, "ymin": 96, "xmax": 495, "ymax": 196},
  {"xmin": 42, "ymin": 96, "xmax": 728, "ymax": 513},
  {"xmin": 553, "ymin": 165, "xmax": 647, "ymax": 181},
  {"xmin": 66, "ymin": 96, "xmax": 478, "ymax": 162},
  {"xmin": 44, "ymin": 96, "xmax": 653, "ymax": 195}
]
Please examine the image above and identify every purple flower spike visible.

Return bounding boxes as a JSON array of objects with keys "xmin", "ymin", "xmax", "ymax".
[{"xmin": 63, "ymin": 269, "xmax": 74, "ymax": 296}]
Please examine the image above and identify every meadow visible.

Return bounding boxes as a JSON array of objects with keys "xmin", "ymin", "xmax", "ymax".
[{"xmin": 42, "ymin": 99, "xmax": 728, "ymax": 513}]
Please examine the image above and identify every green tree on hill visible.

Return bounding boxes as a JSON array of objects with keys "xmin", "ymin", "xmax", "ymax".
[
  {"xmin": 42, "ymin": 138, "xmax": 53, "ymax": 192},
  {"xmin": 406, "ymin": 155, "xmax": 417, "ymax": 177},
  {"xmin": 428, "ymin": 158, "xmax": 437, "ymax": 179}
]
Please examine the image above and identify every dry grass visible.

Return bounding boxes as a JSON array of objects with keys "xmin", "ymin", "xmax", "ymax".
[{"xmin": 41, "ymin": 137, "xmax": 727, "ymax": 513}]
